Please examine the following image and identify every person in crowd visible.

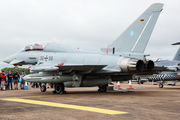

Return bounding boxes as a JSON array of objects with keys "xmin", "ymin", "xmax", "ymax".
[
  {"xmin": 0, "ymin": 71, "xmax": 2, "ymax": 88},
  {"xmin": 39, "ymin": 83, "xmax": 41, "ymax": 87},
  {"xmin": 13, "ymin": 70, "xmax": 19, "ymax": 90},
  {"xmin": 19, "ymin": 72, "xmax": 22, "ymax": 88},
  {"xmin": 6, "ymin": 72, "xmax": 9, "ymax": 89},
  {"xmin": 1, "ymin": 71, "xmax": 6, "ymax": 90},
  {"xmin": 21, "ymin": 71, "xmax": 26, "ymax": 89},
  {"xmin": 51, "ymin": 83, "xmax": 53, "ymax": 88},
  {"xmin": 7, "ymin": 71, "xmax": 13, "ymax": 90},
  {"xmin": 36, "ymin": 83, "xmax": 39, "ymax": 88},
  {"xmin": 31, "ymin": 83, "xmax": 35, "ymax": 88},
  {"xmin": 47, "ymin": 83, "xmax": 50, "ymax": 88}
]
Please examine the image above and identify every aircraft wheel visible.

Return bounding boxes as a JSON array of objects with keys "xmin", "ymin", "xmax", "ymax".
[
  {"xmin": 40, "ymin": 85, "xmax": 46, "ymax": 92},
  {"xmin": 159, "ymin": 83, "xmax": 163, "ymax": 88},
  {"xmin": 55, "ymin": 83, "xmax": 64, "ymax": 94},
  {"xmin": 98, "ymin": 85, "xmax": 107, "ymax": 92},
  {"xmin": 172, "ymin": 84, "xmax": 176, "ymax": 86}
]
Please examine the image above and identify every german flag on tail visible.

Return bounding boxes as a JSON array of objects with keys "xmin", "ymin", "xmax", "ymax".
[{"xmin": 140, "ymin": 19, "xmax": 144, "ymax": 23}]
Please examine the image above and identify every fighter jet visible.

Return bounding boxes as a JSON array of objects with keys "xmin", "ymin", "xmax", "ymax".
[
  {"xmin": 3, "ymin": 3, "xmax": 164, "ymax": 93},
  {"xmin": 147, "ymin": 42, "xmax": 180, "ymax": 88},
  {"xmin": 154, "ymin": 42, "xmax": 180, "ymax": 71}
]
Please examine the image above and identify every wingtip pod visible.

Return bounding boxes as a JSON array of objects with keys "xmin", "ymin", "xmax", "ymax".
[
  {"xmin": 147, "ymin": 3, "xmax": 164, "ymax": 11},
  {"xmin": 172, "ymin": 42, "xmax": 180, "ymax": 61}
]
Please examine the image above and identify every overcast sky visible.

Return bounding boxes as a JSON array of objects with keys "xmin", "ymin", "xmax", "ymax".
[{"xmin": 0, "ymin": 0, "xmax": 180, "ymax": 69}]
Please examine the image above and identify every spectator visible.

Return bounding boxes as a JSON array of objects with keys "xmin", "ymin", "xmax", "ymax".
[
  {"xmin": 39, "ymin": 83, "xmax": 42, "ymax": 87},
  {"xmin": 31, "ymin": 83, "xmax": 39, "ymax": 88},
  {"xmin": 51, "ymin": 83, "xmax": 53, "ymax": 88},
  {"xmin": 36, "ymin": 83, "xmax": 39, "ymax": 88},
  {"xmin": 19, "ymin": 72, "xmax": 22, "ymax": 88},
  {"xmin": 47, "ymin": 83, "xmax": 50, "ymax": 88},
  {"xmin": 0, "ymin": 71, "xmax": 2, "ymax": 88},
  {"xmin": 13, "ymin": 70, "xmax": 19, "ymax": 90},
  {"xmin": 1, "ymin": 71, "xmax": 6, "ymax": 90},
  {"xmin": 31, "ymin": 83, "xmax": 35, "ymax": 88},
  {"xmin": 6, "ymin": 72, "xmax": 9, "ymax": 89},
  {"xmin": 21, "ymin": 71, "xmax": 26, "ymax": 89},
  {"xmin": 7, "ymin": 71, "xmax": 13, "ymax": 90}
]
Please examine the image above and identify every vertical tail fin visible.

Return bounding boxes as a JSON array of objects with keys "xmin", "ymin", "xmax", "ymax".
[
  {"xmin": 172, "ymin": 42, "xmax": 180, "ymax": 61},
  {"xmin": 109, "ymin": 3, "xmax": 164, "ymax": 53},
  {"xmin": 173, "ymin": 47, "xmax": 180, "ymax": 61}
]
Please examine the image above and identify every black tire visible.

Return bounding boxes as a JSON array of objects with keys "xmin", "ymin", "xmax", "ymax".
[
  {"xmin": 159, "ymin": 83, "xmax": 163, "ymax": 88},
  {"xmin": 55, "ymin": 83, "xmax": 64, "ymax": 94},
  {"xmin": 98, "ymin": 85, "xmax": 107, "ymax": 92},
  {"xmin": 40, "ymin": 85, "xmax": 46, "ymax": 92}
]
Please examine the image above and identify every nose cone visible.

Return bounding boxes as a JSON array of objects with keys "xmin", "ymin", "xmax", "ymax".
[{"xmin": 3, "ymin": 55, "xmax": 13, "ymax": 64}]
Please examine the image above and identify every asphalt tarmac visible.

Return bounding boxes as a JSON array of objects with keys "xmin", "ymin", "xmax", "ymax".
[{"xmin": 0, "ymin": 82, "xmax": 180, "ymax": 120}]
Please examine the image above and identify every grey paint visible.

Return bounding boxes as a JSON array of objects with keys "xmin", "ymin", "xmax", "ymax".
[
  {"xmin": 3, "ymin": 3, "xmax": 163, "ymax": 87},
  {"xmin": 155, "ymin": 46, "xmax": 180, "ymax": 70},
  {"xmin": 1, "ymin": 1, "xmax": 180, "ymax": 69},
  {"xmin": 173, "ymin": 47, "xmax": 180, "ymax": 61},
  {"xmin": 109, "ymin": 3, "xmax": 163, "ymax": 54}
]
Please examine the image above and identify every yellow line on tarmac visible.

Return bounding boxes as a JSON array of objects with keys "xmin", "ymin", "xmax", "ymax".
[
  {"xmin": 1, "ymin": 98, "xmax": 128, "ymax": 115},
  {"xmin": 0, "ymin": 95, "xmax": 57, "ymax": 100}
]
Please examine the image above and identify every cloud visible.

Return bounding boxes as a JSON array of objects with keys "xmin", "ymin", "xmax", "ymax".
[{"xmin": 0, "ymin": 0, "xmax": 180, "ymax": 69}]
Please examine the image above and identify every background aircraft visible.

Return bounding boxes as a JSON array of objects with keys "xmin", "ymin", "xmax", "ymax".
[
  {"xmin": 3, "ymin": 3, "xmax": 163, "ymax": 94},
  {"xmin": 148, "ymin": 72, "xmax": 180, "ymax": 88},
  {"xmin": 136, "ymin": 43, "xmax": 180, "ymax": 88},
  {"xmin": 154, "ymin": 42, "xmax": 180, "ymax": 71}
]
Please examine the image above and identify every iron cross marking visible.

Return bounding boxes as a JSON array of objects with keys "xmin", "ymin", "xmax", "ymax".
[
  {"xmin": 40, "ymin": 55, "xmax": 53, "ymax": 61},
  {"xmin": 44, "ymin": 55, "xmax": 48, "ymax": 61}
]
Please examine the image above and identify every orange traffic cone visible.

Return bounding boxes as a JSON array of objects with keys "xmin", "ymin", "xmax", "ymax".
[
  {"xmin": 128, "ymin": 80, "xmax": 133, "ymax": 89},
  {"xmin": 117, "ymin": 81, "xmax": 121, "ymax": 89}
]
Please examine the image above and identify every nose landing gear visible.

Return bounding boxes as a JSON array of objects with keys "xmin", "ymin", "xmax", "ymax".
[
  {"xmin": 159, "ymin": 81, "xmax": 164, "ymax": 88},
  {"xmin": 98, "ymin": 85, "xmax": 107, "ymax": 92}
]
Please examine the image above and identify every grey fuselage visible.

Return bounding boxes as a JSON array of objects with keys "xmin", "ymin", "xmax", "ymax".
[
  {"xmin": 3, "ymin": 3, "xmax": 164, "ymax": 87},
  {"xmin": 3, "ymin": 42, "xmax": 151, "ymax": 87}
]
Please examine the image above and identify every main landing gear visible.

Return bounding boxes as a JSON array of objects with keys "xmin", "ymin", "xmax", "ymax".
[
  {"xmin": 52, "ymin": 83, "xmax": 66, "ymax": 94},
  {"xmin": 40, "ymin": 83, "xmax": 66, "ymax": 94},
  {"xmin": 98, "ymin": 85, "xmax": 107, "ymax": 92},
  {"xmin": 159, "ymin": 81, "xmax": 164, "ymax": 88},
  {"xmin": 40, "ymin": 84, "xmax": 46, "ymax": 92}
]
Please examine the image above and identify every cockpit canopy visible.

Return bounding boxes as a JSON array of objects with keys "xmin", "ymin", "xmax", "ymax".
[
  {"xmin": 19, "ymin": 42, "xmax": 83, "ymax": 53},
  {"xmin": 156, "ymin": 58, "xmax": 162, "ymax": 62},
  {"xmin": 20, "ymin": 43, "xmax": 47, "ymax": 52}
]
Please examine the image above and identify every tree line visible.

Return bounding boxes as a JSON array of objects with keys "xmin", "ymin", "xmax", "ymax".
[{"xmin": 1, "ymin": 67, "xmax": 30, "ymax": 74}]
